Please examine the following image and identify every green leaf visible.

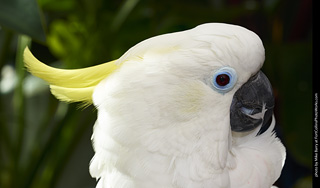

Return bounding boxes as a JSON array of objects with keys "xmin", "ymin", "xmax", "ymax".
[
  {"xmin": 0, "ymin": 0, "xmax": 46, "ymax": 42},
  {"xmin": 110, "ymin": 0, "xmax": 140, "ymax": 31}
]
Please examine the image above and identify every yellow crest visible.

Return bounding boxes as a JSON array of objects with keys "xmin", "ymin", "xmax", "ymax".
[{"xmin": 24, "ymin": 47, "xmax": 120, "ymax": 106}]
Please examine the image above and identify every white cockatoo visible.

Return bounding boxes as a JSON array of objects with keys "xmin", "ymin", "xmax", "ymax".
[{"xmin": 24, "ymin": 23, "xmax": 286, "ymax": 188}]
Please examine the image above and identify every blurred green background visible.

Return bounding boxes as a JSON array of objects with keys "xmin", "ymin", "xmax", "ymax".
[{"xmin": 0, "ymin": 0, "xmax": 312, "ymax": 188}]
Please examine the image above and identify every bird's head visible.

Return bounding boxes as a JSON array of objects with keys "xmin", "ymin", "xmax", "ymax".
[
  {"xmin": 93, "ymin": 23, "xmax": 272, "ymax": 135},
  {"xmin": 24, "ymin": 23, "xmax": 274, "ymax": 155}
]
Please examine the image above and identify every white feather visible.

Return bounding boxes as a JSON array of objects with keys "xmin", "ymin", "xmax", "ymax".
[
  {"xmin": 89, "ymin": 23, "xmax": 285, "ymax": 188},
  {"xmin": 230, "ymin": 116, "xmax": 286, "ymax": 188}
]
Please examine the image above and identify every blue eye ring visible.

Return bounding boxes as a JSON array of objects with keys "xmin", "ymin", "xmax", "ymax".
[{"xmin": 212, "ymin": 67, "xmax": 237, "ymax": 93}]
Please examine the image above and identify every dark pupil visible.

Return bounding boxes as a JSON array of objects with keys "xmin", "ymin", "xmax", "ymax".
[{"xmin": 216, "ymin": 74, "xmax": 230, "ymax": 86}]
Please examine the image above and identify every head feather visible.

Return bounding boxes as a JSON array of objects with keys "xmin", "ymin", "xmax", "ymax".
[{"xmin": 24, "ymin": 47, "xmax": 120, "ymax": 105}]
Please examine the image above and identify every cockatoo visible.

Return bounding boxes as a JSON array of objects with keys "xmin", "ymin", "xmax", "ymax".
[{"xmin": 24, "ymin": 23, "xmax": 286, "ymax": 188}]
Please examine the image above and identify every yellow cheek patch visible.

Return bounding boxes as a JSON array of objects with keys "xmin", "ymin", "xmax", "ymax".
[
  {"xmin": 24, "ymin": 47, "xmax": 120, "ymax": 106},
  {"xmin": 175, "ymin": 82, "xmax": 206, "ymax": 114}
]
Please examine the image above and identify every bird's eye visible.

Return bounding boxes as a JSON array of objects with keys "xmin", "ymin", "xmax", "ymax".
[
  {"xmin": 212, "ymin": 67, "xmax": 237, "ymax": 93},
  {"xmin": 216, "ymin": 74, "xmax": 230, "ymax": 86}
]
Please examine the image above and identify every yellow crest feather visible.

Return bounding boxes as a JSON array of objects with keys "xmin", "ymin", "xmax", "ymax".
[
  {"xmin": 50, "ymin": 85, "xmax": 95, "ymax": 107},
  {"xmin": 24, "ymin": 47, "xmax": 120, "ymax": 105}
]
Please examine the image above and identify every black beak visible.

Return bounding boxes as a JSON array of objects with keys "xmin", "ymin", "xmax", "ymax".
[{"xmin": 230, "ymin": 71, "xmax": 274, "ymax": 133}]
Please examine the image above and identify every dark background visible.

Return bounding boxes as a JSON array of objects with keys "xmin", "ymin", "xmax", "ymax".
[{"xmin": 0, "ymin": 0, "xmax": 312, "ymax": 187}]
